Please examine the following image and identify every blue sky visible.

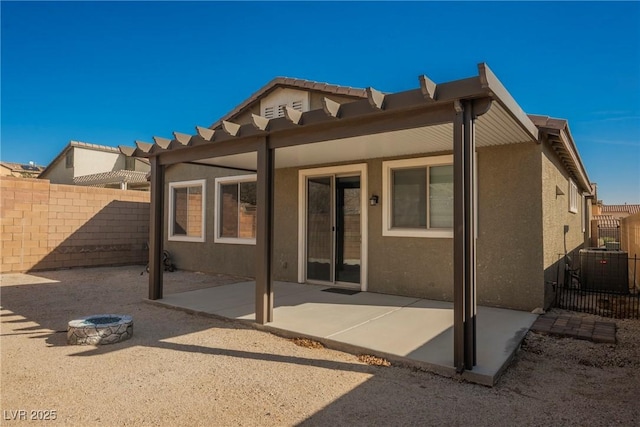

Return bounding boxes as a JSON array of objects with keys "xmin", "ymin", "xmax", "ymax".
[{"xmin": 2, "ymin": 1, "xmax": 639, "ymax": 204}]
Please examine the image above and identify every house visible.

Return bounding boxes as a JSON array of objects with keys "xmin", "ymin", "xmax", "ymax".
[
  {"xmin": 593, "ymin": 203, "xmax": 640, "ymax": 220},
  {"xmin": 39, "ymin": 140, "xmax": 151, "ymax": 190},
  {"xmin": 590, "ymin": 203, "xmax": 640, "ymax": 248},
  {"xmin": 122, "ymin": 63, "xmax": 593, "ymax": 371},
  {"xmin": 0, "ymin": 161, "xmax": 44, "ymax": 178}
]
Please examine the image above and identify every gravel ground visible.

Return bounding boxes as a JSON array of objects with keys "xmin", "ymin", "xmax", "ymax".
[{"xmin": 1, "ymin": 266, "xmax": 639, "ymax": 426}]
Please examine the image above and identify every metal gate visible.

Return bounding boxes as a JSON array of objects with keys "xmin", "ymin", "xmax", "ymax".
[{"xmin": 555, "ymin": 250, "xmax": 639, "ymax": 319}]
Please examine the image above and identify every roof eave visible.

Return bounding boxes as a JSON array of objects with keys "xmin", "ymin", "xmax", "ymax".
[{"xmin": 478, "ymin": 63, "xmax": 539, "ymax": 142}]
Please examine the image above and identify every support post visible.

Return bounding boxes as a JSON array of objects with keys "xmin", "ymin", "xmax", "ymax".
[
  {"xmin": 255, "ymin": 137, "xmax": 274, "ymax": 324},
  {"xmin": 149, "ymin": 157, "xmax": 164, "ymax": 300},
  {"xmin": 453, "ymin": 99, "xmax": 477, "ymax": 372},
  {"xmin": 463, "ymin": 102, "xmax": 477, "ymax": 369}
]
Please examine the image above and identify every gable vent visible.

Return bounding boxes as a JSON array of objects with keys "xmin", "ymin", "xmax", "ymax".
[{"xmin": 263, "ymin": 100, "xmax": 303, "ymax": 119}]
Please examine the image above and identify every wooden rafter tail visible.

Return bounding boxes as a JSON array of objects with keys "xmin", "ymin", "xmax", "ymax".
[
  {"xmin": 251, "ymin": 114, "xmax": 270, "ymax": 131},
  {"xmin": 222, "ymin": 120, "xmax": 241, "ymax": 137},
  {"xmin": 283, "ymin": 106, "xmax": 303, "ymax": 124},
  {"xmin": 322, "ymin": 97, "xmax": 341, "ymax": 118},
  {"xmin": 419, "ymin": 74, "xmax": 437, "ymax": 101},
  {"xmin": 196, "ymin": 126, "xmax": 215, "ymax": 141},
  {"xmin": 366, "ymin": 87, "xmax": 385, "ymax": 110}
]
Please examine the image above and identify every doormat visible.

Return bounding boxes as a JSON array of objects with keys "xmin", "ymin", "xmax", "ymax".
[{"xmin": 322, "ymin": 288, "xmax": 361, "ymax": 295}]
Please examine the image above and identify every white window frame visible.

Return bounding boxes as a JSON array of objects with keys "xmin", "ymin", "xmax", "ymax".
[
  {"xmin": 569, "ymin": 179, "xmax": 578, "ymax": 214},
  {"xmin": 168, "ymin": 179, "xmax": 206, "ymax": 243},
  {"xmin": 214, "ymin": 174, "xmax": 257, "ymax": 245},
  {"xmin": 382, "ymin": 155, "xmax": 454, "ymax": 238}
]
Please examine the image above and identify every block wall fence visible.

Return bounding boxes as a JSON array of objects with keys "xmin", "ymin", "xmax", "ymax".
[{"xmin": 1, "ymin": 176, "xmax": 150, "ymax": 273}]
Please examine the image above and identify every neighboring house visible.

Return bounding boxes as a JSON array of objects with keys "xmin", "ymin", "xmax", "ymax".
[
  {"xmin": 123, "ymin": 63, "xmax": 593, "ymax": 369},
  {"xmin": 39, "ymin": 140, "xmax": 150, "ymax": 190},
  {"xmin": 0, "ymin": 161, "xmax": 44, "ymax": 178},
  {"xmin": 590, "ymin": 203, "xmax": 640, "ymax": 248},
  {"xmin": 593, "ymin": 203, "xmax": 640, "ymax": 220}
]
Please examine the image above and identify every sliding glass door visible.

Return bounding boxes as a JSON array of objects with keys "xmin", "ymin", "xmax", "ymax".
[{"xmin": 306, "ymin": 175, "xmax": 361, "ymax": 286}]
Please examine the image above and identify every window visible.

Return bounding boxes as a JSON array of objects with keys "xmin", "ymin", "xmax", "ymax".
[
  {"xmin": 125, "ymin": 157, "xmax": 135, "ymax": 171},
  {"xmin": 65, "ymin": 150, "xmax": 73, "ymax": 168},
  {"xmin": 569, "ymin": 180, "xmax": 578, "ymax": 213},
  {"xmin": 382, "ymin": 155, "xmax": 454, "ymax": 238},
  {"xmin": 168, "ymin": 180, "xmax": 206, "ymax": 242},
  {"xmin": 215, "ymin": 174, "xmax": 257, "ymax": 244}
]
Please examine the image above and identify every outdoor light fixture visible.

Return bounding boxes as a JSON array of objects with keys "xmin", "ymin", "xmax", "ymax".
[{"xmin": 369, "ymin": 195, "xmax": 379, "ymax": 206}]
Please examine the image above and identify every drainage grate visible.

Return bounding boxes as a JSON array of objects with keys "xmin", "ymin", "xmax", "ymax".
[{"xmin": 321, "ymin": 287, "xmax": 361, "ymax": 295}]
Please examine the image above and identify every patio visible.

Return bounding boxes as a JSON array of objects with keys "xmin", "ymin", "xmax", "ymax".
[{"xmin": 152, "ymin": 281, "xmax": 538, "ymax": 386}]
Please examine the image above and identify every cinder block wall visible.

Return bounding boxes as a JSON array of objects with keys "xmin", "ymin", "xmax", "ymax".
[{"xmin": 1, "ymin": 176, "xmax": 150, "ymax": 273}]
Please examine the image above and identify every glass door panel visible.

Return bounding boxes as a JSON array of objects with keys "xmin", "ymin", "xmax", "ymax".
[
  {"xmin": 335, "ymin": 176, "xmax": 361, "ymax": 284},
  {"xmin": 307, "ymin": 177, "xmax": 332, "ymax": 282}
]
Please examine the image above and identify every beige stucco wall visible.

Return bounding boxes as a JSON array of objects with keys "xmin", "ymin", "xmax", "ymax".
[
  {"xmin": 165, "ymin": 140, "xmax": 557, "ymax": 311},
  {"xmin": 475, "ymin": 143, "xmax": 545, "ymax": 310},
  {"xmin": 163, "ymin": 163, "xmax": 256, "ymax": 277},
  {"xmin": 74, "ymin": 148, "xmax": 122, "ymax": 177},
  {"xmin": 541, "ymin": 141, "xmax": 588, "ymax": 307},
  {"xmin": 42, "ymin": 147, "xmax": 141, "ymax": 185},
  {"xmin": 40, "ymin": 153, "xmax": 74, "ymax": 184},
  {"xmin": 620, "ymin": 212, "xmax": 640, "ymax": 292},
  {"xmin": 276, "ymin": 143, "xmax": 545, "ymax": 310}
]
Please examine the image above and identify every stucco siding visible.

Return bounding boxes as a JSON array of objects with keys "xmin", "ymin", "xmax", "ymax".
[
  {"xmin": 367, "ymin": 157, "xmax": 454, "ymax": 300},
  {"xmin": 41, "ymin": 155, "xmax": 74, "ymax": 184},
  {"xmin": 164, "ymin": 163, "xmax": 256, "ymax": 277},
  {"xmin": 541, "ymin": 141, "xmax": 586, "ymax": 306},
  {"xmin": 74, "ymin": 148, "xmax": 121, "ymax": 177},
  {"xmin": 272, "ymin": 167, "xmax": 299, "ymax": 282},
  {"xmin": 164, "ymin": 142, "xmax": 549, "ymax": 311},
  {"xmin": 476, "ymin": 143, "xmax": 544, "ymax": 310}
]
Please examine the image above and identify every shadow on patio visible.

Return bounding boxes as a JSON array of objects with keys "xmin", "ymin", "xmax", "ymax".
[{"xmin": 155, "ymin": 280, "xmax": 538, "ymax": 385}]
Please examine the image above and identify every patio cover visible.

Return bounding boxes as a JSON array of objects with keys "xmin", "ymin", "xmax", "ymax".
[
  {"xmin": 73, "ymin": 170, "xmax": 149, "ymax": 190},
  {"xmin": 121, "ymin": 63, "xmax": 590, "ymax": 373}
]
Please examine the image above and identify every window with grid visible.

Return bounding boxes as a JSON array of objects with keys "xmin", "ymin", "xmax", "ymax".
[
  {"xmin": 215, "ymin": 174, "xmax": 257, "ymax": 245},
  {"xmin": 569, "ymin": 180, "xmax": 579, "ymax": 213},
  {"xmin": 382, "ymin": 155, "xmax": 454, "ymax": 238},
  {"xmin": 168, "ymin": 180, "xmax": 206, "ymax": 242}
]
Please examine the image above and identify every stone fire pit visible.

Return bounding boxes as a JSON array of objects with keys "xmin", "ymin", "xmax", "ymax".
[{"xmin": 67, "ymin": 314, "xmax": 133, "ymax": 345}]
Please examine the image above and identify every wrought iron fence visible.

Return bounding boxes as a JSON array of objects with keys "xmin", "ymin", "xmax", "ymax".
[
  {"xmin": 596, "ymin": 226, "xmax": 620, "ymax": 249},
  {"xmin": 555, "ymin": 250, "xmax": 639, "ymax": 319}
]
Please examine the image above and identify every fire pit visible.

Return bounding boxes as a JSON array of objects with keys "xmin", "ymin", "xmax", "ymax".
[{"xmin": 67, "ymin": 314, "xmax": 133, "ymax": 345}]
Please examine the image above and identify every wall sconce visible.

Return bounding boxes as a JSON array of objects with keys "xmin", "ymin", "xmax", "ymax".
[{"xmin": 369, "ymin": 195, "xmax": 379, "ymax": 206}]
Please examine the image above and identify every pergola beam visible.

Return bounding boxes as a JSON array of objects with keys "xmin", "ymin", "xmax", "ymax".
[
  {"xmin": 251, "ymin": 114, "xmax": 270, "ymax": 131},
  {"xmin": 283, "ymin": 106, "xmax": 303, "ymax": 125},
  {"xmin": 322, "ymin": 97, "xmax": 341, "ymax": 118},
  {"xmin": 222, "ymin": 120, "xmax": 241, "ymax": 137},
  {"xmin": 366, "ymin": 87, "xmax": 385, "ymax": 110},
  {"xmin": 196, "ymin": 126, "xmax": 215, "ymax": 141},
  {"xmin": 172, "ymin": 132, "xmax": 192, "ymax": 146},
  {"xmin": 419, "ymin": 75, "xmax": 437, "ymax": 101}
]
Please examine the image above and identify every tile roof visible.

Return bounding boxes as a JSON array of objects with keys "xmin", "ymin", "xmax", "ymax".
[
  {"xmin": 601, "ymin": 204, "xmax": 640, "ymax": 215},
  {"xmin": 593, "ymin": 214, "xmax": 620, "ymax": 228},
  {"xmin": 0, "ymin": 162, "xmax": 45, "ymax": 173},
  {"xmin": 68, "ymin": 140, "xmax": 122, "ymax": 153}
]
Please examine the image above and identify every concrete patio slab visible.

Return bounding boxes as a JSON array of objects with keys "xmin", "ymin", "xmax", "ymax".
[{"xmin": 153, "ymin": 281, "xmax": 538, "ymax": 386}]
